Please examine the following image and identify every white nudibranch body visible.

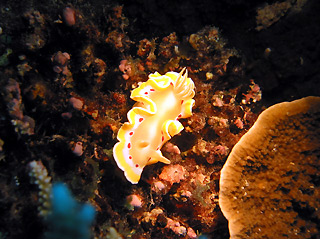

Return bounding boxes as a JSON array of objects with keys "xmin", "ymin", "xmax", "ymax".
[{"xmin": 113, "ymin": 68, "xmax": 195, "ymax": 184}]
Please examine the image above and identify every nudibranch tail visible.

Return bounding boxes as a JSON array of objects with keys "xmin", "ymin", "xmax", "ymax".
[
  {"xmin": 113, "ymin": 68, "xmax": 195, "ymax": 184},
  {"xmin": 147, "ymin": 150, "xmax": 171, "ymax": 165}
]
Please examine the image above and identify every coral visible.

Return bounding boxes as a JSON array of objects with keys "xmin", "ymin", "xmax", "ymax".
[
  {"xmin": 0, "ymin": 48, "xmax": 12, "ymax": 66},
  {"xmin": 3, "ymin": 79, "xmax": 35, "ymax": 135},
  {"xmin": 241, "ymin": 79, "xmax": 261, "ymax": 104},
  {"xmin": 140, "ymin": 207, "xmax": 197, "ymax": 238},
  {"xmin": 141, "ymin": 208, "xmax": 164, "ymax": 227},
  {"xmin": 107, "ymin": 5, "xmax": 129, "ymax": 30},
  {"xmin": 187, "ymin": 112, "xmax": 207, "ymax": 133},
  {"xmin": 17, "ymin": 60, "xmax": 32, "ymax": 76},
  {"xmin": 158, "ymin": 32, "xmax": 179, "ymax": 60},
  {"xmin": 51, "ymin": 51, "xmax": 73, "ymax": 87},
  {"xmin": 28, "ymin": 160, "xmax": 52, "ymax": 216},
  {"xmin": 188, "ymin": 26, "xmax": 237, "ymax": 74},
  {"xmin": 106, "ymin": 30, "xmax": 131, "ymax": 53},
  {"xmin": 219, "ymin": 96, "xmax": 320, "ymax": 238},
  {"xmin": 104, "ymin": 227, "xmax": 124, "ymax": 239},
  {"xmin": 256, "ymin": 1, "xmax": 291, "ymax": 31},
  {"xmin": 192, "ymin": 137, "xmax": 230, "ymax": 164},
  {"xmin": 255, "ymin": 0, "xmax": 308, "ymax": 31},
  {"xmin": 189, "ymin": 27, "xmax": 221, "ymax": 53},
  {"xmin": 105, "ymin": 6, "xmax": 131, "ymax": 53},
  {"xmin": 92, "ymin": 58, "xmax": 107, "ymax": 87},
  {"xmin": 147, "ymin": 159, "xmax": 223, "ymax": 231},
  {"xmin": 44, "ymin": 183, "xmax": 95, "ymax": 239},
  {"xmin": 137, "ymin": 38, "xmax": 156, "ymax": 60},
  {"xmin": 22, "ymin": 10, "xmax": 47, "ymax": 50},
  {"xmin": 4, "ymin": 79, "xmax": 24, "ymax": 120}
]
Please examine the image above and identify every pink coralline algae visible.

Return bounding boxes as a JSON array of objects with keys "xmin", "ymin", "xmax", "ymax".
[
  {"xmin": 164, "ymin": 217, "xmax": 197, "ymax": 238},
  {"xmin": 187, "ymin": 227, "xmax": 197, "ymax": 239},
  {"xmin": 159, "ymin": 164, "xmax": 187, "ymax": 186},
  {"xmin": 61, "ymin": 112, "xmax": 73, "ymax": 119},
  {"xmin": 126, "ymin": 194, "xmax": 143, "ymax": 210},
  {"xmin": 233, "ymin": 118, "xmax": 244, "ymax": 129},
  {"xmin": 151, "ymin": 180, "xmax": 166, "ymax": 193},
  {"xmin": 242, "ymin": 79, "xmax": 262, "ymax": 104},
  {"xmin": 161, "ymin": 142, "xmax": 182, "ymax": 163},
  {"xmin": 165, "ymin": 218, "xmax": 187, "ymax": 236},
  {"xmin": 63, "ymin": 7, "xmax": 76, "ymax": 26},
  {"xmin": 69, "ymin": 97, "xmax": 84, "ymax": 111},
  {"xmin": 72, "ymin": 141, "xmax": 84, "ymax": 156},
  {"xmin": 51, "ymin": 51, "xmax": 71, "ymax": 75},
  {"xmin": 162, "ymin": 142, "xmax": 181, "ymax": 155},
  {"xmin": 118, "ymin": 59, "xmax": 132, "ymax": 80}
]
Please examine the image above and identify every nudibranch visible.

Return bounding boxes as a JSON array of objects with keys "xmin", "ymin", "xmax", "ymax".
[{"xmin": 113, "ymin": 68, "xmax": 195, "ymax": 184}]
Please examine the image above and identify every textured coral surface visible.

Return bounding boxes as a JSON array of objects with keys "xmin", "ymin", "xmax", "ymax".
[{"xmin": 220, "ymin": 97, "xmax": 320, "ymax": 238}]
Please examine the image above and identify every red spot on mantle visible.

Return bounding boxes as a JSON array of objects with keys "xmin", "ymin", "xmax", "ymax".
[{"xmin": 139, "ymin": 118, "xmax": 144, "ymax": 122}]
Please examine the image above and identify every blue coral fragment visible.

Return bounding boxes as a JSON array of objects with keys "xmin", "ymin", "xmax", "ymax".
[{"xmin": 44, "ymin": 183, "xmax": 95, "ymax": 239}]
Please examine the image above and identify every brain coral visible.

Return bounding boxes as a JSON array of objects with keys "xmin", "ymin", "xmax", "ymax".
[{"xmin": 219, "ymin": 96, "xmax": 320, "ymax": 239}]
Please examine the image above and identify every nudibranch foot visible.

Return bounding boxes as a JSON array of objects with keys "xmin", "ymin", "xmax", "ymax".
[{"xmin": 113, "ymin": 68, "xmax": 195, "ymax": 184}]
